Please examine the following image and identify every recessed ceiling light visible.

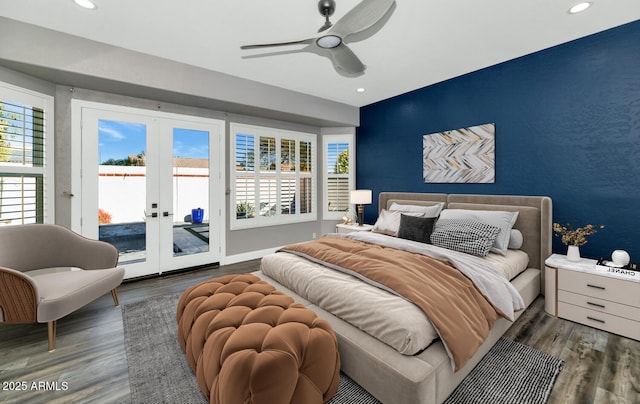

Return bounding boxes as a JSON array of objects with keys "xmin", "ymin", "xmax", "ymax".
[
  {"xmin": 356, "ymin": 88, "xmax": 366, "ymax": 93},
  {"xmin": 569, "ymin": 2, "xmax": 591, "ymax": 14},
  {"xmin": 74, "ymin": 0, "xmax": 97, "ymax": 10}
]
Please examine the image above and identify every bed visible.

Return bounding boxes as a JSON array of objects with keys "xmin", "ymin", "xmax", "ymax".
[{"xmin": 255, "ymin": 193, "xmax": 552, "ymax": 404}]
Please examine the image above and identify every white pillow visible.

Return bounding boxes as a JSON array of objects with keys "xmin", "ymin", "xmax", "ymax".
[
  {"xmin": 438, "ymin": 209, "xmax": 519, "ymax": 255},
  {"xmin": 508, "ymin": 229, "xmax": 524, "ymax": 250},
  {"xmin": 373, "ymin": 209, "xmax": 424, "ymax": 236},
  {"xmin": 389, "ymin": 202, "xmax": 444, "ymax": 218}
]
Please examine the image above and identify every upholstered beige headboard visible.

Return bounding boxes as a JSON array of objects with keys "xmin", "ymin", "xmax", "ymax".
[{"xmin": 378, "ymin": 193, "xmax": 552, "ymax": 286}]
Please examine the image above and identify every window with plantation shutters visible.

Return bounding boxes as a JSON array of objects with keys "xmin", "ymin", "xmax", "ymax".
[
  {"xmin": 231, "ymin": 123, "xmax": 316, "ymax": 229},
  {"xmin": 0, "ymin": 82, "xmax": 54, "ymax": 226},
  {"xmin": 323, "ymin": 135, "xmax": 354, "ymax": 220}
]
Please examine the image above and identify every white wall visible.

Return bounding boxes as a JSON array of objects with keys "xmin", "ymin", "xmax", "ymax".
[
  {"xmin": 98, "ymin": 165, "xmax": 210, "ymax": 224},
  {"xmin": 0, "ymin": 17, "xmax": 358, "ymax": 128}
]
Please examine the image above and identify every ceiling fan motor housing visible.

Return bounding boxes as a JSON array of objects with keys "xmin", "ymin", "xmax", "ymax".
[{"xmin": 318, "ymin": 0, "xmax": 336, "ymax": 17}]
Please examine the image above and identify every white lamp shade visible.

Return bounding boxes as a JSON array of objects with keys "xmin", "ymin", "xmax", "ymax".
[{"xmin": 350, "ymin": 189, "xmax": 372, "ymax": 205}]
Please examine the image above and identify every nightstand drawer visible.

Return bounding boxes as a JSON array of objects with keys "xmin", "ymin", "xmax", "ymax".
[
  {"xmin": 558, "ymin": 302, "xmax": 640, "ymax": 340},
  {"xmin": 558, "ymin": 269, "xmax": 640, "ymax": 307},
  {"xmin": 558, "ymin": 290, "xmax": 640, "ymax": 321}
]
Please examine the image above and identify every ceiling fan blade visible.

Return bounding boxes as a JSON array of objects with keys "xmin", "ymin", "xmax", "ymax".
[
  {"xmin": 329, "ymin": 0, "xmax": 395, "ymax": 39},
  {"xmin": 241, "ymin": 38, "xmax": 314, "ymax": 50},
  {"xmin": 328, "ymin": 43, "xmax": 365, "ymax": 74},
  {"xmin": 241, "ymin": 47, "xmax": 310, "ymax": 60}
]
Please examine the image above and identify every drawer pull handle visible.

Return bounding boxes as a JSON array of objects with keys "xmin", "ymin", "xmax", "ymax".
[
  {"xmin": 587, "ymin": 284, "xmax": 605, "ymax": 290},
  {"xmin": 587, "ymin": 316, "xmax": 605, "ymax": 324},
  {"xmin": 587, "ymin": 301, "xmax": 605, "ymax": 309}
]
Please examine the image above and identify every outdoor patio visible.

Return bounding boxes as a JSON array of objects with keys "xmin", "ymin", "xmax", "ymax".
[{"xmin": 100, "ymin": 223, "xmax": 210, "ymax": 264}]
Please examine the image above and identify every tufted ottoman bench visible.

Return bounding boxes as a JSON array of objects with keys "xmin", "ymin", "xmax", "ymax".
[{"xmin": 176, "ymin": 273, "xmax": 341, "ymax": 404}]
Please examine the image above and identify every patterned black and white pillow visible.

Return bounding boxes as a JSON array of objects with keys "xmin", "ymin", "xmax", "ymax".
[{"xmin": 431, "ymin": 218, "xmax": 501, "ymax": 256}]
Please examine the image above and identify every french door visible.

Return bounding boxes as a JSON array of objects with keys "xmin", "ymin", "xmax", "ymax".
[{"xmin": 79, "ymin": 104, "xmax": 224, "ymax": 279}]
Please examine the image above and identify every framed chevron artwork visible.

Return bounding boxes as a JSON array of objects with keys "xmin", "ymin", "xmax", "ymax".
[{"xmin": 422, "ymin": 123, "xmax": 495, "ymax": 183}]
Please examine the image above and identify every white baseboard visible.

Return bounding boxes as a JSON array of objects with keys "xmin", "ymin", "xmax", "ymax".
[{"xmin": 220, "ymin": 246, "xmax": 280, "ymax": 266}]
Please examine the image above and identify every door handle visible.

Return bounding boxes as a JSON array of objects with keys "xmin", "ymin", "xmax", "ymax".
[
  {"xmin": 163, "ymin": 212, "xmax": 174, "ymax": 217},
  {"xmin": 146, "ymin": 212, "xmax": 158, "ymax": 218}
]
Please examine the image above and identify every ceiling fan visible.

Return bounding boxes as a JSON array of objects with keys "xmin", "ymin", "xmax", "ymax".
[{"xmin": 240, "ymin": 0, "xmax": 396, "ymax": 75}]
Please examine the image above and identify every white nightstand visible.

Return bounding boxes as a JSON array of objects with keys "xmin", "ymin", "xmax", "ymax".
[
  {"xmin": 545, "ymin": 253, "xmax": 639, "ymax": 341},
  {"xmin": 335, "ymin": 223, "xmax": 374, "ymax": 234}
]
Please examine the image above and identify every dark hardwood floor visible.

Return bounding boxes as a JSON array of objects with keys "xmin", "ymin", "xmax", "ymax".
[{"xmin": 1, "ymin": 260, "xmax": 638, "ymax": 404}]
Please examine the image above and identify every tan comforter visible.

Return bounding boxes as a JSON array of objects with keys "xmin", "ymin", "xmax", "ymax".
[{"xmin": 280, "ymin": 235, "xmax": 506, "ymax": 371}]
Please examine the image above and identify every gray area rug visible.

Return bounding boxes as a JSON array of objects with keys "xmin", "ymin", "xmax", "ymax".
[
  {"xmin": 122, "ymin": 293, "xmax": 563, "ymax": 404},
  {"xmin": 443, "ymin": 337, "xmax": 564, "ymax": 404}
]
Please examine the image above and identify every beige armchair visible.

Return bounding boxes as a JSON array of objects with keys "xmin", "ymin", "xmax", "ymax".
[{"xmin": 0, "ymin": 224, "xmax": 125, "ymax": 351}]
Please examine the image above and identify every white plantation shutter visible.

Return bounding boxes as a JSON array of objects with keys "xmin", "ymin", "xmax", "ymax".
[
  {"xmin": 323, "ymin": 135, "xmax": 354, "ymax": 220},
  {"xmin": 327, "ymin": 177, "xmax": 350, "ymax": 212},
  {"xmin": 231, "ymin": 123, "xmax": 316, "ymax": 229},
  {"xmin": 0, "ymin": 83, "xmax": 54, "ymax": 226}
]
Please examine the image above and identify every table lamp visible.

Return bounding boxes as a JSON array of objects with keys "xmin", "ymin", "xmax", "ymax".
[{"xmin": 350, "ymin": 189, "xmax": 372, "ymax": 226}]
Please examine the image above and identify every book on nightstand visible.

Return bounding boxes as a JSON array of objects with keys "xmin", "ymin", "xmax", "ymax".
[{"xmin": 595, "ymin": 258, "xmax": 640, "ymax": 279}]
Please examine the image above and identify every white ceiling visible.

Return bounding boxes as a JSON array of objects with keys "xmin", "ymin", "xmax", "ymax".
[{"xmin": 1, "ymin": 1, "xmax": 639, "ymax": 107}]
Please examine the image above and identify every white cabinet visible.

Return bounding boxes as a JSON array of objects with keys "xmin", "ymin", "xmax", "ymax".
[{"xmin": 545, "ymin": 254, "xmax": 640, "ymax": 341}]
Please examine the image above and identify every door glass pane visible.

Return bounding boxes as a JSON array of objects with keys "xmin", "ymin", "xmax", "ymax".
[
  {"xmin": 97, "ymin": 119, "xmax": 147, "ymax": 264},
  {"xmin": 172, "ymin": 128, "xmax": 209, "ymax": 257}
]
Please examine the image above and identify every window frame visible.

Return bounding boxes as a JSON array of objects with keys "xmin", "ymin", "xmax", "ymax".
[
  {"xmin": 0, "ymin": 81, "xmax": 54, "ymax": 226},
  {"xmin": 230, "ymin": 122, "xmax": 317, "ymax": 230},
  {"xmin": 323, "ymin": 134, "xmax": 355, "ymax": 220}
]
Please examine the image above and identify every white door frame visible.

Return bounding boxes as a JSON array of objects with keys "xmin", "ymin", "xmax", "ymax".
[{"xmin": 71, "ymin": 100, "xmax": 225, "ymax": 278}]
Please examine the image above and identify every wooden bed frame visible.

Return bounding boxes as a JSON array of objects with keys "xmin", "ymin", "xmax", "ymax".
[{"xmin": 257, "ymin": 193, "xmax": 552, "ymax": 404}]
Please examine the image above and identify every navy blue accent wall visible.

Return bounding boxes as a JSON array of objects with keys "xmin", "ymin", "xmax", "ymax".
[{"xmin": 357, "ymin": 20, "xmax": 640, "ymax": 261}]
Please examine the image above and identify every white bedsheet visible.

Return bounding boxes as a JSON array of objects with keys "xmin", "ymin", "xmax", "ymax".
[{"xmin": 485, "ymin": 249, "xmax": 530, "ymax": 280}]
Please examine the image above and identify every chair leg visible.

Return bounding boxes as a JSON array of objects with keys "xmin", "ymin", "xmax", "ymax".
[
  {"xmin": 111, "ymin": 289, "xmax": 120, "ymax": 307},
  {"xmin": 48, "ymin": 321, "xmax": 57, "ymax": 352}
]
